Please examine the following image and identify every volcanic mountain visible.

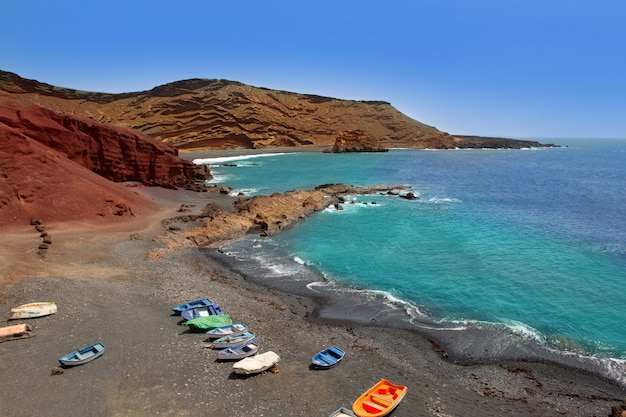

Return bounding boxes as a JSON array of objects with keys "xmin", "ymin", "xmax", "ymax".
[{"xmin": 0, "ymin": 70, "xmax": 550, "ymax": 151}]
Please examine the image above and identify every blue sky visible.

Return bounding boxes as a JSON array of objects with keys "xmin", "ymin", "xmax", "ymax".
[{"xmin": 2, "ymin": 0, "xmax": 625, "ymax": 139}]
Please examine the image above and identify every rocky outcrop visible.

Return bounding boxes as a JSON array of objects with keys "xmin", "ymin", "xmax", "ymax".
[
  {"xmin": 0, "ymin": 91, "xmax": 209, "ymax": 226},
  {"xmin": 324, "ymin": 130, "xmax": 388, "ymax": 153},
  {"xmin": 0, "ymin": 70, "xmax": 554, "ymax": 151},
  {"xmin": 148, "ymin": 183, "xmax": 412, "ymax": 260}
]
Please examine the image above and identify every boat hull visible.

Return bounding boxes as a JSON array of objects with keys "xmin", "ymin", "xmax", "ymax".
[
  {"xmin": 171, "ymin": 298, "xmax": 212, "ymax": 315},
  {"xmin": 8, "ymin": 302, "xmax": 57, "ymax": 320},
  {"xmin": 329, "ymin": 407, "xmax": 357, "ymax": 417},
  {"xmin": 217, "ymin": 337, "xmax": 259, "ymax": 360},
  {"xmin": 232, "ymin": 351, "xmax": 280, "ymax": 375},
  {"xmin": 58, "ymin": 342, "xmax": 106, "ymax": 367},
  {"xmin": 352, "ymin": 379, "xmax": 407, "ymax": 417},
  {"xmin": 312, "ymin": 346, "xmax": 345, "ymax": 369},
  {"xmin": 211, "ymin": 332, "xmax": 256, "ymax": 348},
  {"xmin": 205, "ymin": 322, "xmax": 248, "ymax": 339}
]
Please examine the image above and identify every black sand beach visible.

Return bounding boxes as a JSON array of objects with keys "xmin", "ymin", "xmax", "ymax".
[{"xmin": 0, "ymin": 173, "xmax": 624, "ymax": 417}]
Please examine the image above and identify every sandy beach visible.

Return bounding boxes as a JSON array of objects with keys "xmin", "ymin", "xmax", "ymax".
[{"xmin": 1, "ymin": 180, "xmax": 624, "ymax": 417}]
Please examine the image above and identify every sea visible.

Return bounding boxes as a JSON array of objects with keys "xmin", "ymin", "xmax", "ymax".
[{"xmin": 193, "ymin": 138, "xmax": 626, "ymax": 385}]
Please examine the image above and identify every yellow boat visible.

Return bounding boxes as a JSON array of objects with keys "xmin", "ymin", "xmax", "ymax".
[
  {"xmin": 352, "ymin": 379, "xmax": 407, "ymax": 417},
  {"xmin": 8, "ymin": 302, "xmax": 57, "ymax": 320}
]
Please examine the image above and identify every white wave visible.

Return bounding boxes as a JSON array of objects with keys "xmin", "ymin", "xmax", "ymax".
[
  {"xmin": 206, "ymin": 173, "xmax": 231, "ymax": 184},
  {"xmin": 193, "ymin": 152, "xmax": 291, "ymax": 165},
  {"xmin": 425, "ymin": 197, "xmax": 461, "ymax": 204},
  {"xmin": 229, "ymin": 188, "xmax": 258, "ymax": 196},
  {"xmin": 293, "ymin": 256, "xmax": 306, "ymax": 265}
]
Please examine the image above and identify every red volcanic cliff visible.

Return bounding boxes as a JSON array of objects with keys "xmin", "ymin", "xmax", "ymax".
[{"xmin": 0, "ymin": 91, "xmax": 208, "ymax": 226}]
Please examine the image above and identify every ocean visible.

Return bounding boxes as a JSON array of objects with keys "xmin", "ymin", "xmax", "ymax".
[{"xmin": 194, "ymin": 139, "xmax": 626, "ymax": 384}]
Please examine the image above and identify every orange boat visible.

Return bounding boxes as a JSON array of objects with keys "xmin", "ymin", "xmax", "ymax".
[{"xmin": 352, "ymin": 379, "xmax": 407, "ymax": 417}]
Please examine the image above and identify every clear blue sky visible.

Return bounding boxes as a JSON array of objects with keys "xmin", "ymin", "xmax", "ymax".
[{"xmin": 2, "ymin": 0, "xmax": 625, "ymax": 139}]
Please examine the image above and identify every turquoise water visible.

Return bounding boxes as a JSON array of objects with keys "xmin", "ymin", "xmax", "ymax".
[{"xmin": 196, "ymin": 139, "xmax": 626, "ymax": 361}]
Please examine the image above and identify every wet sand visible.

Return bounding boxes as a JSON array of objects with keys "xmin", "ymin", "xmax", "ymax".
[{"xmin": 0, "ymin": 181, "xmax": 624, "ymax": 417}]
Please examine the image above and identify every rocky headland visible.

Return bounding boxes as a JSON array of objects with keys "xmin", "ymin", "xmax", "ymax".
[{"xmin": 0, "ymin": 70, "xmax": 555, "ymax": 152}]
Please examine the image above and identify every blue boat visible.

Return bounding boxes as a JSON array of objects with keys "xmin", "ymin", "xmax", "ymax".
[
  {"xmin": 312, "ymin": 346, "xmax": 345, "ymax": 369},
  {"xmin": 217, "ymin": 337, "xmax": 260, "ymax": 360},
  {"xmin": 171, "ymin": 298, "xmax": 212, "ymax": 315},
  {"xmin": 181, "ymin": 303, "xmax": 223, "ymax": 321},
  {"xmin": 58, "ymin": 342, "xmax": 105, "ymax": 367}
]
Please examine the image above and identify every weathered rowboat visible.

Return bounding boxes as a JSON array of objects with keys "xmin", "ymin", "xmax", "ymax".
[
  {"xmin": 232, "ymin": 350, "xmax": 280, "ymax": 375},
  {"xmin": 205, "ymin": 322, "xmax": 248, "ymax": 339},
  {"xmin": 180, "ymin": 303, "xmax": 223, "ymax": 321},
  {"xmin": 181, "ymin": 314, "xmax": 232, "ymax": 332},
  {"xmin": 352, "ymin": 379, "xmax": 407, "ymax": 417},
  {"xmin": 211, "ymin": 331, "xmax": 256, "ymax": 349},
  {"xmin": 312, "ymin": 346, "xmax": 345, "ymax": 369},
  {"xmin": 0, "ymin": 323, "xmax": 34, "ymax": 343},
  {"xmin": 8, "ymin": 302, "xmax": 57, "ymax": 320},
  {"xmin": 58, "ymin": 342, "xmax": 106, "ymax": 366},
  {"xmin": 217, "ymin": 337, "xmax": 259, "ymax": 360},
  {"xmin": 171, "ymin": 298, "xmax": 212, "ymax": 315},
  {"xmin": 329, "ymin": 407, "xmax": 357, "ymax": 417}
]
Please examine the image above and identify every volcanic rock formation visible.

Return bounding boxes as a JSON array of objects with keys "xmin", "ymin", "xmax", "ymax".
[
  {"xmin": 0, "ymin": 91, "xmax": 209, "ymax": 226},
  {"xmin": 325, "ymin": 130, "xmax": 389, "ymax": 153}
]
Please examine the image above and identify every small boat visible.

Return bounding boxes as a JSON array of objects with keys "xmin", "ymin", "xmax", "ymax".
[
  {"xmin": 58, "ymin": 342, "xmax": 106, "ymax": 367},
  {"xmin": 0, "ymin": 323, "xmax": 34, "ymax": 343},
  {"xmin": 8, "ymin": 302, "xmax": 57, "ymax": 320},
  {"xmin": 182, "ymin": 314, "xmax": 232, "ymax": 332},
  {"xmin": 352, "ymin": 379, "xmax": 407, "ymax": 417},
  {"xmin": 312, "ymin": 346, "xmax": 345, "ymax": 369},
  {"xmin": 232, "ymin": 351, "xmax": 280, "ymax": 375},
  {"xmin": 171, "ymin": 298, "xmax": 212, "ymax": 315},
  {"xmin": 217, "ymin": 337, "xmax": 259, "ymax": 360},
  {"xmin": 211, "ymin": 331, "xmax": 256, "ymax": 349},
  {"xmin": 180, "ymin": 303, "xmax": 224, "ymax": 321},
  {"xmin": 205, "ymin": 322, "xmax": 248, "ymax": 339},
  {"xmin": 329, "ymin": 407, "xmax": 357, "ymax": 417}
]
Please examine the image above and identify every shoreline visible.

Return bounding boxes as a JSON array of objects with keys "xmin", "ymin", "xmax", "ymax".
[
  {"xmin": 206, "ymin": 235, "xmax": 626, "ymax": 387},
  {"xmin": 0, "ymin": 183, "xmax": 624, "ymax": 416}
]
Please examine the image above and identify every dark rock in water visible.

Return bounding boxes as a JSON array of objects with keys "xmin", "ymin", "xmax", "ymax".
[{"xmin": 400, "ymin": 192, "xmax": 418, "ymax": 200}]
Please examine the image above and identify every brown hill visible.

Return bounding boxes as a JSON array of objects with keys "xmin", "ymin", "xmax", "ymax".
[
  {"xmin": 0, "ymin": 70, "xmax": 551, "ymax": 151},
  {"xmin": 0, "ymin": 91, "xmax": 207, "ymax": 227}
]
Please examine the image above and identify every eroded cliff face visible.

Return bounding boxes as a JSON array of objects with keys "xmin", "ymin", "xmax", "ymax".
[
  {"xmin": 0, "ymin": 71, "xmax": 454, "ymax": 151},
  {"xmin": 0, "ymin": 91, "xmax": 208, "ymax": 226}
]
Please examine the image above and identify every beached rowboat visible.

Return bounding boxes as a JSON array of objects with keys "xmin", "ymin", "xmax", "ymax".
[
  {"xmin": 182, "ymin": 314, "xmax": 232, "ymax": 332},
  {"xmin": 58, "ymin": 342, "xmax": 106, "ymax": 367},
  {"xmin": 352, "ymin": 379, "xmax": 407, "ymax": 417},
  {"xmin": 232, "ymin": 351, "xmax": 280, "ymax": 375},
  {"xmin": 329, "ymin": 407, "xmax": 357, "ymax": 417},
  {"xmin": 8, "ymin": 302, "xmax": 57, "ymax": 320},
  {"xmin": 0, "ymin": 323, "xmax": 34, "ymax": 343},
  {"xmin": 171, "ymin": 298, "xmax": 212, "ymax": 315},
  {"xmin": 312, "ymin": 346, "xmax": 345, "ymax": 369},
  {"xmin": 211, "ymin": 331, "xmax": 256, "ymax": 349},
  {"xmin": 217, "ymin": 337, "xmax": 259, "ymax": 360},
  {"xmin": 181, "ymin": 303, "xmax": 223, "ymax": 321},
  {"xmin": 205, "ymin": 322, "xmax": 248, "ymax": 339}
]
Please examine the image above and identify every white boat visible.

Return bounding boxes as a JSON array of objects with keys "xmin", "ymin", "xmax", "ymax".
[
  {"xmin": 217, "ymin": 337, "xmax": 259, "ymax": 360},
  {"xmin": 205, "ymin": 322, "xmax": 248, "ymax": 339},
  {"xmin": 232, "ymin": 351, "xmax": 280, "ymax": 375},
  {"xmin": 8, "ymin": 302, "xmax": 57, "ymax": 320},
  {"xmin": 211, "ymin": 331, "xmax": 255, "ymax": 349}
]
